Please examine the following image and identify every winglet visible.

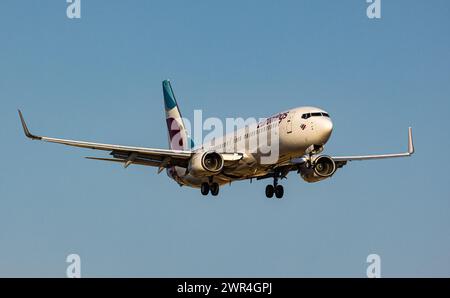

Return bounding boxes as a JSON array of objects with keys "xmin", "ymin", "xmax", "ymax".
[
  {"xmin": 408, "ymin": 127, "xmax": 414, "ymax": 155},
  {"xmin": 18, "ymin": 110, "xmax": 41, "ymax": 140}
]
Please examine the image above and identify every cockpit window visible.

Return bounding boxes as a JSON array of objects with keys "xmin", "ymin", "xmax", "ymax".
[
  {"xmin": 301, "ymin": 112, "xmax": 330, "ymax": 119},
  {"xmin": 301, "ymin": 113, "xmax": 311, "ymax": 119}
]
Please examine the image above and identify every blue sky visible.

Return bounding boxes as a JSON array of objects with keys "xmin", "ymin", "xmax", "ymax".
[{"xmin": 0, "ymin": 0, "xmax": 449, "ymax": 277}]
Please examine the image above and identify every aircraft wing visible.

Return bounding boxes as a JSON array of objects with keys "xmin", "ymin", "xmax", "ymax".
[
  {"xmin": 18, "ymin": 110, "xmax": 192, "ymax": 170},
  {"xmin": 331, "ymin": 127, "xmax": 414, "ymax": 165},
  {"xmin": 259, "ymin": 127, "xmax": 415, "ymax": 180}
]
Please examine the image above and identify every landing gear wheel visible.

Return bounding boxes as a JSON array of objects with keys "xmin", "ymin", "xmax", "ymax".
[
  {"xmin": 210, "ymin": 182, "xmax": 220, "ymax": 196},
  {"xmin": 201, "ymin": 182, "xmax": 210, "ymax": 196},
  {"xmin": 275, "ymin": 185, "xmax": 284, "ymax": 199},
  {"xmin": 265, "ymin": 185, "xmax": 274, "ymax": 198}
]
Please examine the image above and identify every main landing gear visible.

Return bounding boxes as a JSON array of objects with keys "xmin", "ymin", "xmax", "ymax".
[
  {"xmin": 265, "ymin": 176, "xmax": 284, "ymax": 199},
  {"xmin": 201, "ymin": 182, "xmax": 220, "ymax": 196}
]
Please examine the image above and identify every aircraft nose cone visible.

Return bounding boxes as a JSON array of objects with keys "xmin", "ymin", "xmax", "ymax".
[{"xmin": 318, "ymin": 118, "xmax": 333, "ymax": 144}]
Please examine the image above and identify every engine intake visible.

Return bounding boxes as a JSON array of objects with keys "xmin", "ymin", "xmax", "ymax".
[
  {"xmin": 188, "ymin": 151, "xmax": 224, "ymax": 177},
  {"xmin": 299, "ymin": 155, "xmax": 337, "ymax": 183},
  {"xmin": 201, "ymin": 151, "xmax": 223, "ymax": 173},
  {"xmin": 313, "ymin": 155, "xmax": 336, "ymax": 177}
]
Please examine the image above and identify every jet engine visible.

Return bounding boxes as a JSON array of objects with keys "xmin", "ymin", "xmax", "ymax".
[
  {"xmin": 299, "ymin": 155, "xmax": 337, "ymax": 183},
  {"xmin": 188, "ymin": 151, "xmax": 224, "ymax": 177}
]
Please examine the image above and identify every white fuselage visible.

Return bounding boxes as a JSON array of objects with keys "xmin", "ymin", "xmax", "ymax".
[{"xmin": 168, "ymin": 106, "xmax": 333, "ymax": 187}]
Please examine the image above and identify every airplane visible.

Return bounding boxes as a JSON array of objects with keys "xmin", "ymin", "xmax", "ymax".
[{"xmin": 18, "ymin": 80, "xmax": 414, "ymax": 199}]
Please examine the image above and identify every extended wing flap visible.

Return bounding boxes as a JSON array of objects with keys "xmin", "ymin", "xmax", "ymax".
[{"xmin": 85, "ymin": 157, "xmax": 163, "ymax": 168}]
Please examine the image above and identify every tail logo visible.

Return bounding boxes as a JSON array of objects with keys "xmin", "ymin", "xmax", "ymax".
[{"xmin": 166, "ymin": 117, "xmax": 184, "ymax": 150}]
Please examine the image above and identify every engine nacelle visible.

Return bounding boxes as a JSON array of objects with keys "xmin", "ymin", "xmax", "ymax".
[
  {"xmin": 299, "ymin": 155, "xmax": 337, "ymax": 183},
  {"xmin": 188, "ymin": 151, "xmax": 224, "ymax": 177}
]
